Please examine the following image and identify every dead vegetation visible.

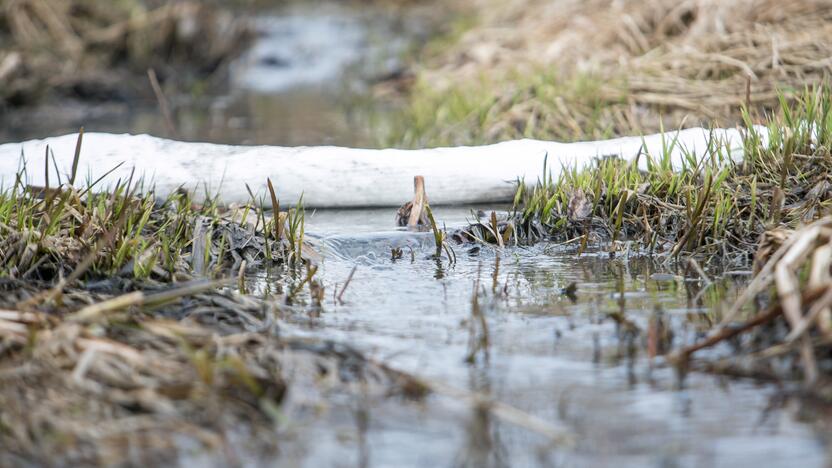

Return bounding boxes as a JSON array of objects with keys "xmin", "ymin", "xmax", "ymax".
[
  {"xmin": 388, "ymin": 0, "xmax": 832, "ymax": 146},
  {"xmin": 0, "ymin": 303, "xmax": 406, "ymax": 466},
  {"xmin": 0, "ymin": 0, "xmax": 250, "ymax": 107},
  {"xmin": 0, "ymin": 139, "xmax": 421, "ymax": 465},
  {"xmin": 670, "ymin": 215, "xmax": 832, "ymax": 395}
]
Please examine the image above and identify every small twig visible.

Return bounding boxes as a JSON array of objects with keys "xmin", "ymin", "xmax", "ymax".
[
  {"xmin": 71, "ymin": 291, "xmax": 145, "ymax": 322},
  {"xmin": 337, "ymin": 265, "xmax": 357, "ymax": 304},
  {"xmin": 669, "ymin": 285, "xmax": 829, "ymax": 364},
  {"xmin": 687, "ymin": 257, "xmax": 712, "ymax": 285},
  {"xmin": 70, "ymin": 278, "xmax": 232, "ymax": 323},
  {"xmin": 147, "ymin": 68, "xmax": 178, "ymax": 138},
  {"xmin": 237, "ymin": 260, "xmax": 247, "ymax": 293},
  {"xmin": 407, "ymin": 175, "xmax": 427, "ymax": 227}
]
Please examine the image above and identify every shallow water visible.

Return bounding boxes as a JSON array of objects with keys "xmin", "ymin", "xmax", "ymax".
[
  {"xmin": 4, "ymin": 1, "xmax": 829, "ymax": 464},
  {"xmin": 245, "ymin": 207, "xmax": 831, "ymax": 467}
]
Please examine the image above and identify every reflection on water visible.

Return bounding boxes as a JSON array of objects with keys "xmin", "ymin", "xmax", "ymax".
[{"xmin": 246, "ymin": 207, "xmax": 830, "ymax": 467}]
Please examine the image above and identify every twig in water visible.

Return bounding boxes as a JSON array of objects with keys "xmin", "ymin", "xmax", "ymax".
[
  {"xmin": 408, "ymin": 175, "xmax": 427, "ymax": 227},
  {"xmin": 337, "ymin": 265, "xmax": 357, "ymax": 305},
  {"xmin": 687, "ymin": 257, "xmax": 712, "ymax": 285},
  {"xmin": 374, "ymin": 358, "xmax": 573, "ymax": 446}
]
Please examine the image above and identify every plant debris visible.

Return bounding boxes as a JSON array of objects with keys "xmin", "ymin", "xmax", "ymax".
[
  {"xmin": 0, "ymin": 155, "xmax": 417, "ymax": 465},
  {"xmin": 669, "ymin": 215, "xmax": 832, "ymax": 394},
  {"xmin": 0, "ymin": 0, "xmax": 250, "ymax": 107}
]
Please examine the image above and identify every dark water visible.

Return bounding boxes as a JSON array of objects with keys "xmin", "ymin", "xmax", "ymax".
[{"xmin": 243, "ymin": 207, "xmax": 830, "ymax": 467}]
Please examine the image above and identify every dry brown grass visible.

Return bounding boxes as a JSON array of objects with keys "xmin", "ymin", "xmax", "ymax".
[
  {"xmin": 670, "ymin": 216, "xmax": 832, "ymax": 391},
  {"xmin": 392, "ymin": 0, "xmax": 832, "ymax": 145},
  {"xmin": 0, "ymin": 0, "xmax": 250, "ymax": 105},
  {"xmin": 0, "ymin": 165, "xmax": 410, "ymax": 465}
]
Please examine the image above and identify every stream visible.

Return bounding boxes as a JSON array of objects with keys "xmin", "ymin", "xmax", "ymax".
[
  {"xmin": 4, "ymin": 1, "xmax": 831, "ymax": 466},
  {"xmin": 246, "ymin": 207, "xmax": 829, "ymax": 467}
]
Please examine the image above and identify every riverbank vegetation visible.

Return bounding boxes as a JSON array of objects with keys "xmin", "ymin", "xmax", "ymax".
[
  {"xmin": 448, "ymin": 87, "xmax": 832, "ymax": 395},
  {"xmin": 390, "ymin": 0, "xmax": 832, "ymax": 390},
  {"xmin": 3, "ymin": 0, "xmax": 832, "ymax": 463},
  {"xmin": 507, "ymin": 88, "xmax": 830, "ymax": 261},
  {"xmin": 385, "ymin": 0, "xmax": 832, "ymax": 146},
  {"xmin": 0, "ymin": 0, "xmax": 250, "ymax": 108},
  {"xmin": 0, "ymin": 141, "xmax": 423, "ymax": 464}
]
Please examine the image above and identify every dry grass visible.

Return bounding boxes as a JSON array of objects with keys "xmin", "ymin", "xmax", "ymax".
[
  {"xmin": 0, "ymin": 144, "xmax": 423, "ymax": 465},
  {"xmin": 387, "ymin": 0, "xmax": 832, "ymax": 146},
  {"xmin": 0, "ymin": 300, "xmax": 408, "ymax": 465},
  {"xmin": 0, "ymin": 0, "xmax": 250, "ymax": 106},
  {"xmin": 670, "ymin": 215, "xmax": 832, "ymax": 392}
]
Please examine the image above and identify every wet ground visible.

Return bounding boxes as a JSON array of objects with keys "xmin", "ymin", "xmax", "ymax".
[{"xmin": 245, "ymin": 208, "xmax": 830, "ymax": 467}]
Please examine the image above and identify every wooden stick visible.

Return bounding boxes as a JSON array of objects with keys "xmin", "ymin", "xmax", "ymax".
[
  {"xmin": 147, "ymin": 68, "xmax": 178, "ymax": 138},
  {"xmin": 407, "ymin": 176, "xmax": 427, "ymax": 227},
  {"xmin": 337, "ymin": 265, "xmax": 357, "ymax": 305}
]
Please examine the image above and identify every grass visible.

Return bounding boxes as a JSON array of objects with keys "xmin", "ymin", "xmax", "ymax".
[
  {"xmin": 442, "ymin": 85, "xmax": 832, "ymax": 389},
  {"xmin": 383, "ymin": 69, "xmax": 625, "ymax": 148},
  {"xmin": 0, "ymin": 135, "xmax": 432, "ymax": 465},
  {"xmin": 448, "ymin": 86, "xmax": 832, "ymax": 267},
  {"xmin": 0, "ymin": 143, "xmax": 311, "ymax": 295},
  {"xmin": 383, "ymin": 0, "xmax": 832, "ymax": 150}
]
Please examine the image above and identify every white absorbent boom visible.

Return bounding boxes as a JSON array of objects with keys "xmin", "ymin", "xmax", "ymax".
[{"xmin": 0, "ymin": 127, "xmax": 765, "ymax": 208}]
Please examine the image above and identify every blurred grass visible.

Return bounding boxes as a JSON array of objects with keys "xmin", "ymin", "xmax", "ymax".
[
  {"xmin": 382, "ymin": 0, "xmax": 832, "ymax": 148},
  {"xmin": 383, "ymin": 69, "xmax": 625, "ymax": 147}
]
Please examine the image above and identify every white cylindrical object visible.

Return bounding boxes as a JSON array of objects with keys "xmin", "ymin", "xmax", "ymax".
[{"xmin": 0, "ymin": 127, "xmax": 763, "ymax": 208}]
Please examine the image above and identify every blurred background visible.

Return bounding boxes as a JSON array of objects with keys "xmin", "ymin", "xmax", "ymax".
[
  {"xmin": 0, "ymin": 0, "xmax": 447, "ymax": 146},
  {"xmin": 1, "ymin": 0, "xmax": 830, "ymax": 147}
]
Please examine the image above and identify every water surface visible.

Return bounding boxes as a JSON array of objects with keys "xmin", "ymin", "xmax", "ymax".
[{"xmin": 247, "ymin": 207, "xmax": 830, "ymax": 467}]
